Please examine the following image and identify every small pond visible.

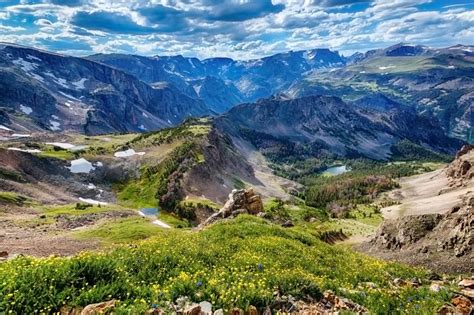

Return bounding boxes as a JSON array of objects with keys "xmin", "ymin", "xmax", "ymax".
[{"xmin": 139, "ymin": 208, "xmax": 159, "ymax": 217}]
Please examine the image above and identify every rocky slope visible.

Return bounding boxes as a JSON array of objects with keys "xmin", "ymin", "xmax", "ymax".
[
  {"xmin": 215, "ymin": 95, "xmax": 462, "ymax": 161},
  {"xmin": 0, "ymin": 43, "xmax": 209, "ymax": 135},
  {"xmin": 360, "ymin": 145, "xmax": 474, "ymax": 273}
]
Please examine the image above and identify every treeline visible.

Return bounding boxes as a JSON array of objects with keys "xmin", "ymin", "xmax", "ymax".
[{"xmin": 301, "ymin": 161, "xmax": 434, "ymax": 217}]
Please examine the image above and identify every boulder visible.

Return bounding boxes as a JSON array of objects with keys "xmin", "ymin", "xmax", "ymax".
[
  {"xmin": 184, "ymin": 304, "xmax": 201, "ymax": 315},
  {"xmin": 80, "ymin": 300, "xmax": 116, "ymax": 315},
  {"xmin": 459, "ymin": 279, "xmax": 474, "ymax": 289},
  {"xmin": 247, "ymin": 305, "xmax": 258, "ymax": 315},
  {"xmin": 451, "ymin": 295, "xmax": 472, "ymax": 313},
  {"xmin": 199, "ymin": 301, "xmax": 213, "ymax": 314},
  {"xmin": 201, "ymin": 188, "xmax": 263, "ymax": 226}
]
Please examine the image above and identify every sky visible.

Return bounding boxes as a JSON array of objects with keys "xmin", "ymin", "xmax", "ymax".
[{"xmin": 0, "ymin": 0, "xmax": 472, "ymax": 59}]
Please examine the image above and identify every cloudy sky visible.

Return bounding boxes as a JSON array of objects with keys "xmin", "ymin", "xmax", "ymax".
[{"xmin": 0, "ymin": 0, "xmax": 472, "ymax": 59}]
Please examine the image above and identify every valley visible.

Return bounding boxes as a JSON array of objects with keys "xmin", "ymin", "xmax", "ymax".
[{"xmin": 0, "ymin": 42, "xmax": 472, "ymax": 314}]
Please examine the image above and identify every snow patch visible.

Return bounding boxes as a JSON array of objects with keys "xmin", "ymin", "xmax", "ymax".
[
  {"xmin": 12, "ymin": 57, "xmax": 38, "ymax": 72},
  {"xmin": 68, "ymin": 158, "xmax": 95, "ymax": 174},
  {"xmin": 49, "ymin": 120, "xmax": 61, "ymax": 131},
  {"xmin": 114, "ymin": 149, "xmax": 146, "ymax": 158},
  {"xmin": 378, "ymin": 66, "xmax": 396, "ymax": 70},
  {"xmin": 12, "ymin": 133, "xmax": 31, "ymax": 138},
  {"xmin": 78, "ymin": 197, "xmax": 108, "ymax": 206},
  {"xmin": 26, "ymin": 54, "xmax": 42, "ymax": 62},
  {"xmin": 0, "ymin": 125, "xmax": 12, "ymax": 131},
  {"xmin": 20, "ymin": 105, "xmax": 33, "ymax": 115},
  {"xmin": 58, "ymin": 91, "xmax": 80, "ymax": 101},
  {"xmin": 138, "ymin": 124, "xmax": 147, "ymax": 131},
  {"xmin": 142, "ymin": 112, "xmax": 149, "ymax": 118},
  {"xmin": 193, "ymin": 84, "xmax": 202, "ymax": 95},
  {"xmin": 8, "ymin": 147, "xmax": 41, "ymax": 153},
  {"xmin": 151, "ymin": 219, "xmax": 171, "ymax": 228},
  {"xmin": 72, "ymin": 78, "xmax": 87, "ymax": 90}
]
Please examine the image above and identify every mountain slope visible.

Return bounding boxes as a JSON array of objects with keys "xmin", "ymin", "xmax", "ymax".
[
  {"xmin": 0, "ymin": 43, "xmax": 209, "ymax": 135},
  {"xmin": 288, "ymin": 44, "xmax": 474, "ymax": 141},
  {"xmin": 215, "ymin": 95, "xmax": 462, "ymax": 160}
]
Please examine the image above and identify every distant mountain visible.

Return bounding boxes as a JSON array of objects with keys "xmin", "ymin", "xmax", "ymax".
[
  {"xmin": 0, "ymin": 43, "xmax": 209, "ymax": 135},
  {"xmin": 286, "ymin": 44, "xmax": 474, "ymax": 141},
  {"xmin": 88, "ymin": 48, "xmax": 346, "ymax": 110},
  {"xmin": 215, "ymin": 95, "xmax": 462, "ymax": 160},
  {"xmin": 189, "ymin": 76, "xmax": 243, "ymax": 113}
]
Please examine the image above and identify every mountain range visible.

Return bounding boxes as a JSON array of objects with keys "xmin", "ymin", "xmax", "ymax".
[{"xmin": 0, "ymin": 42, "xmax": 472, "ymax": 146}]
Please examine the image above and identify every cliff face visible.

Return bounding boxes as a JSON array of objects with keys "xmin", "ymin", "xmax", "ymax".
[
  {"xmin": 446, "ymin": 144, "xmax": 474, "ymax": 188},
  {"xmin": 360, "ymin": 146, "xmax": 474, "ymax": 273}
]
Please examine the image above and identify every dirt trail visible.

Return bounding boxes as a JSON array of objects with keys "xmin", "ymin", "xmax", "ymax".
[
  {"xmin": 0, "ymin": 207, "xmax": 100, "ymax": 257},
  {"xmin": 381, "ymin": 167, "xmax": 473, "ymax": 219}
]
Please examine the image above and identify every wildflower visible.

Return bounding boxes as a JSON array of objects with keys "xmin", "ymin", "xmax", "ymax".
[
  {"xmin": 196, "ymin": 281, "xmax": 203, "ymax": 287},
  {"xmin": 258, "ymin": 263, "xmax": 263, "ymax": 270}
]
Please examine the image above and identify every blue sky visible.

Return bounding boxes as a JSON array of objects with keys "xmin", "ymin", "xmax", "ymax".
[{"xmin": 0, "ymin": 0, "xmax": 472, "ymax": 59}]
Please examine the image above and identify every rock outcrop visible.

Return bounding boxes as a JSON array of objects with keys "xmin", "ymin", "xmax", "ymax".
[
  {"xmin": 201, "ymin": 188, "xmax": 263, "ymax": 227},
  {"xmin": 446, "ymin": 144, "xmax": 474, "ymax": 188}
]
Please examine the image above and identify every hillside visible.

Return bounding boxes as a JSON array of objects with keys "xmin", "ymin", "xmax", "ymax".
[
  {"xmin": 0, "ymin": 215, "xmax": 463, "ymax": 314},
  {"xmin": 0, "ymin": 43, "xmax": 209, "ymax": 135},
  {"xmin": 360, "ymin": 145, "xmax": 474, "ymax": 273},
  {"xmin": 215, "ymin": 95, "xmax": 462, "ymax": 161}
]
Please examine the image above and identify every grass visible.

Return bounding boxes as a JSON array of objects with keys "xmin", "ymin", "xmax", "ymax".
[
  {"xmin": 157, "ymin": 211, "xmax": 191, "ymax": 228},
  {"xmin": 0, "ymin": 191, "xmax": 30, "ymax": 206},
  {"xmin": 75, "ymin": 217, "xmax": 165, "ymax": 244},
  {"xmin": 38, "ymin": 147, "xmax": 76, "ymax": 160},
  {"xmin": 40, "ymin": 203, "xmax": 130, "ymax": 216},
  {"xmin": 180, "ymin": 196, "xmax": 220, "ymax": 210},
  {"xmin": 0, "ymin": 215, "xmax": 454, "ymax": 314}
]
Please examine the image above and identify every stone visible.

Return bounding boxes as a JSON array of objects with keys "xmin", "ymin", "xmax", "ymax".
[
  {"xmin": 430, "ymin": 283, "xmax": 441, "ymax": 292},
  {"xmin": 248, "ymin": 305, "xmax": 258, "ymax": 315},
  {"xmin": 282, "ymin": 220, "xmax": 294, "ymax": 228},
  {"xmin": 202, "ymin": 188, "xmax": 263, "ymax": 226},
  {"xmin": 184, "ymin": 304, "xmax": 201, "ymax": 315},
  {"xmin": 462, "ymin": 288, "xmax": 474, "ymax": 299},
  {"xmin": 80, "ymin": 300, "xmax": 116, "ymax": 315},
  {"xmin": 146, "ymin": 309, "xmax": 163, "ymax": 315},
  {"xmin": 0, "ymin": 251, "xmax": 8, "ymax": 258},
  {"xmin": 393, "ymin": 278, "xmax": 407, "ymax": 286},
  {"xmin": 230, "ymin": 308, "xmax": 243, "ymax": 315},
  {"xmin": 437, "ymin": 304, "xmax": 457, "ymax": 315},
  {"xmin": 452, "ymin": 295, "xmax": 472, "ymax": 313},
  {"xmin": 213, "ymin": 309, "xmax": 224, "ymax": 315},
  {"xmin": 199, "ymin": 301, "xmax": 213, "ymax": 314},
  {"xmin": 459, "ymin": 279, "xmax": 474, "ymax": 289}
]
